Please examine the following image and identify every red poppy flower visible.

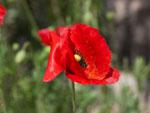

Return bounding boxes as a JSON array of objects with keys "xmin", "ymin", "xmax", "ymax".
[
  {"xmin": 38, "ymin": 24, "xmax": 120, "ymax": 85},
  {"xmin": 0, "ymin": 4, "xmax": 6, "ymax": 26}
]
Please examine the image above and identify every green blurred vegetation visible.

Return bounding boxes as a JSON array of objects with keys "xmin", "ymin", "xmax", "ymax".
[{"xmin": 0, "ymin": 0, "xmax": 150, "ymax": 113}]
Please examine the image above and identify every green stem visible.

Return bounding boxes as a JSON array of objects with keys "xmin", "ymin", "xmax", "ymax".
[{"xmin": 71, "ymin": 81, "xmax": 76, "ymax": 113}]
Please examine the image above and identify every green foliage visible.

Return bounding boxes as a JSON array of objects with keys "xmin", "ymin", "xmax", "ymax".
[
  {"xmin": 117, "ymin": 87, "xmax": 140, "ymax": 113},
  {"xmin": 133, "ymin": 57, "xmax": 150, "ymax": 90}
]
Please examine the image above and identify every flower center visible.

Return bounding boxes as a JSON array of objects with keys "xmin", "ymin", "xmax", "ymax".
[
  {"xmin": 74, "ymin": 54, "xmax": 87, "ymax": 68},
  {"xmin": 74, "ymin": 54, "xmax": 81, "ymax": 62}
]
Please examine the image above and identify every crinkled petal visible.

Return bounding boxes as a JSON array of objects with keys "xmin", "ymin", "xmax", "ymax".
[
  {"xmin": 43, "ymin": 44, "xmax": 64, "ymax": 82},
  {"xmin": 66, "ymin": 68, "xmax": 120, "ymax": 85},
  {"xmin": 40, "ymin": 27, "xmax": 70, "ymax": 82},
  {"xmin": 89, "ymin": 68, "xmax": 120, "ymax": 85},
  {"xmin": 38, "ymin": 29, "xmax": 63, "ymax": 82},
  {"xmin": 103, "ymin": 68, "xmax": 120, "ymax": 84},
  {"xmin": 70, "ymin": 24, "xmax": 111, "ymax": 80},
  {"xmin": 38, "ymin": 29, "xmax": 52, "ymax": 45},
  {"xmin": 66, "ymin": 73, "xmax": 89, "ymax": 84}
]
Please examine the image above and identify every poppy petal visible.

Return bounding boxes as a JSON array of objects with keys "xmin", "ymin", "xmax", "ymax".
[
  {"xmin": 0, "ymin": 4, "xmax": 6, "ymax": 26},
  {"xmin": 69, "ymin": 24, "xmax": 111, "ymax": 80},
  {"xmin": 43, "ymin": 44, "xmax": 64, "ymax": 82},
  {"xmin": 102, "ymin": 67, "xmax": 120, "ymax": 84},
  {"xmin": 41, "ymin": 28, "xmax": 70, "ymax": 82},
  {"xmin": 66, "ymin": 73, "xmax": 89, "ymax": 84},
  {"xmin": 38, "ymin": 29, "xmax": 64, "ymax": 82},
  {"xmin": 88, "ymin": 68, "xmax": 120, "ymax": 85},
  {"xmin": 38, "ymin": 29, "xmax": 52, "ymax": 45},
  {"xmin": 66, "ymin": 68, "xmax": 120, "ymax": 85}
]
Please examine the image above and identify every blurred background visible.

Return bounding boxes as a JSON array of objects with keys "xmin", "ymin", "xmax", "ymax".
[{"xmin": 0, "ymin": 0, "xmax": 150, "ymax": 113}]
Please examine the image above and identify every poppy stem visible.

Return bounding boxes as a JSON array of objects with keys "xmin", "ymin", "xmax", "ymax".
[{"xmin": 71, "ymin": 81, "xmax": 76, "ymax": 113}]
